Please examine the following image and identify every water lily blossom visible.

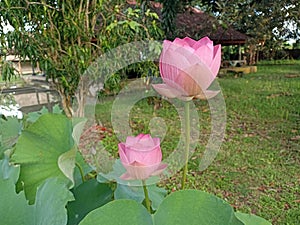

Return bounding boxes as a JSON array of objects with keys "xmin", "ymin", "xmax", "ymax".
[
  {"xmin": 153, "ymin": 36, "xmax": 221, "ymax": 101},
  {"xmin": 118, "ymin": 134, "xmax": 167, "ymax": 180}
]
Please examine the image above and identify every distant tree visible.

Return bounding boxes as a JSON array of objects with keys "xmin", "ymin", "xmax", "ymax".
[
  {"xmin": 293, "ymin": 40, "xmax": 300, "ymax": 49},
  {"xmin": 159, "ymin": 0, "xmax": 299, "ymax": 61},
  {"xmin": 195, "ymin": 0, "xmax": 300, "ymax": 47},
  {"xmin": 0, "ymin": 0, "xmax": 163, "ymax": 117}
]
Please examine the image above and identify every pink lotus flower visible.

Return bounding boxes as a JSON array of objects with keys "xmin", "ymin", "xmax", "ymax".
[
  {"xmin": 153, "ymin": 36, "xmax": 221, "ymax": 101},
  {"xmin": 118, "ymin": 134, "xmax": 167, "ymax": 180}
]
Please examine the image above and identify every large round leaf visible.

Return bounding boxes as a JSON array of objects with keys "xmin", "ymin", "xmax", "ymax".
[
  {"xmin": 11, "ymin": 114, "xmax": 75, "ymax": 203},
  {"xmin": 0, "ymin": 159, "xmax": 74, "ymax": 225},
  {"xmin": 67, "ymin": 179, "xmax": 113, "ymax": 225},
  {"xmin": 153, "ymin": 190, "xmax": 244, "ymax": 225},
  {"xmin": 78, "ymin": 199, "xmax": 152, "ymax": 225},
  {"xmin": 0, "ymin": 159, "xmax": 30, "ymax": 225},
  {"xmin": 30, "ymin": 177, "xmax": 74, "ymax": 225},
  {"xmin": 235, "ymin": 212, "xmax": 272, "ymax": 225}
]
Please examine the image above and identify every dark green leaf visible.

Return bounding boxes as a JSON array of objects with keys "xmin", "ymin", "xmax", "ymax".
[
  {"xmin": 78, "ymin": 199, "xmax": 152, "ymax": 225},
  {"xmin": 67, "ymin": 179, "xmax": 113, "ymax": 225}
]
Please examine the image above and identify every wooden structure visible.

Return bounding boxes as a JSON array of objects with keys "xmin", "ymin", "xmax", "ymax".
[
  {"xmin": 4, "ymin": 55, "xmax": 41, "ymax": 75},
  {"xmin": 133, "ymin": 2, "xmax": 251, "ymax": 63},
  {"xmin": 1, "ymin": 76, "xmax": 60, "ymax": 113},
  {"xmin": 174, "ymin": 7, "xmax": 249, "ymax": 47}
]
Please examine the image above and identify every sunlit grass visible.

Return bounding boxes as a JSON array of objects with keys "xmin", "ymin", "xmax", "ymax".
[{"xmin": 95, "ymin": 60, "xmax": 300, "ymax": 224}]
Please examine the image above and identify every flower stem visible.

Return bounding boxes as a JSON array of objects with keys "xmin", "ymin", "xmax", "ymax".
[
  {"xmin": 75, "ymin": 162, "xmax": 85, "ymax": 183},
  {"xmin": 181, "ymin": 101, "xmax": 190, "ymax": 189},
  {"xmin": 142, "ymin": 180, "xmax": 151, "ymax": 213}
]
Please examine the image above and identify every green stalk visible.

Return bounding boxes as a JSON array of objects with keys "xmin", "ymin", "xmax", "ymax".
[
  {"xmin": 142, "ymin": 180, "xmax": 151, "ymax": 213},
  {"xmin": 181, "ymin": 101, "xmax": 190, "ymax": 189},
  {"xmin": 75, "ymin": 162, "xmax": 85, "ymax": 183}
]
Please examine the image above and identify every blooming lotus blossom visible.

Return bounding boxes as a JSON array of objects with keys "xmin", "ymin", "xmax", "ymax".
[
  {"xmin": 118, "ymin": 134, "xmax": 167, "ymax": 180},
  {"xmin": 153, "ymin": 36, "xmax": 221, "ymax": 101}
]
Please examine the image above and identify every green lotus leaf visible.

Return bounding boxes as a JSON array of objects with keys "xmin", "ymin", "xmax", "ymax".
[{"xmin": 11, "ymin": 114, "xmax": 75, "ymax": 203}]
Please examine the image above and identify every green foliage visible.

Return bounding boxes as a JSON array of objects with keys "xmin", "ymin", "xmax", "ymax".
[
  {"xmin": 207, "ymin": 0, "xmax": 299, "ymax": 49},
  {"xmin": 79, "ymin": 190, "xmax": 246, "ymax": 225},
  {"xmin": 160, "ymin": 0, "xmax": 181, "ymax": 39},
  {"xmin": 11, "ymin": 114, "xmax": 75, "ymax": 203},
  {"xmin": 153, "ymin": 190, "xmax": 243, "ymax": 225},
  {"xmin": 79, "ymin": 199, "xmax": 152, "ymax": 225},
  {"xmin": 0, "ymin": 1, "xmax": 163, "ymax": 116},
  {"xmin": 0, "ymin": 159, "xmax": 74, "ymax": 225},
  {"xmin": 26, "ymin": 104, "xmax": 62, "ymax": 124},
  {"xmin": 67, "ymin": 179, "xmax": 113, "ymax": 225},
  {"xmin": 103, "ymin": 73, "xmax": 122, "ymax": 95},
  {"xmin": 0, "ymin": 60, "xmax": 18, "ymax": 81},
  {"xmin": 235, "ymin": 212, "xmax": 272, "ymax": 225},
  {"xmin": 29, "ymin": 178, "xmax": 74, "ymax": 225},
  {"xmin": 0, "ymin": 117, "xmax": 22, "ymax": 158},
  {"xmin": 94, "ymin": 61, "xmax": 299, "ymax": 224},
  {"xmin": 0, "ymin": 158, "xmax": 28, "ymax": 225}
]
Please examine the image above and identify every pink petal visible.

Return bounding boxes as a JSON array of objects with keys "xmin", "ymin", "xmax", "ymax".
[
  {"xmin": 118, "ymin": 143, "xmax": 129, "ymax": 164},
  {"xmin": 151, "ymin": 163, "xmax": 168, "ymax": 176},
  {"xmin": 141, "ymin": 147, "xmax": 162, "ymax": 165},
  {"xmin": 120, "ymin": 172, "xmax": 135, "ymax": 180},
  {"xmin": 152, "ymin": 83, "xmax": 186, "ymax": 99},
  {"xmin": 194, "ymin": 90, "xmax": 220, "ymax": 100},
  {"xmin": 126, "ymin": 147, "xmax": 162, "ymax": 165},
  {"xmin": 210, "ymin": 44, "xmax": 221, "ymax": 76},
  {"xmin": 182, "ymin": 37, "xmax": 197, "ymax": 47},
  {"xmin": 137, "ymin": 134, "xmax": 154, "ymax": 147},
  {"xmin": 159, "ymin": 47, "xmax": 192, "ymax": 80},
  {"xmin": 193, "ymin": 36, "xmax": 213, "ymax": 49},
  {"xmin": 181, "ymin": 62, "xmax": 215, "ymax": 90},
  {"xmin": 136, "ymin": 134, "xmax": 147, "ymax": 139},
  {"xmin": 161, "ymin": 40, "xmax": 173, "ymax": 55},
  {"xmin": 152, "ymin": 83, "xmax": 194, "ymax": 101},
  {"xmin": 120, "ymin": 162, "xmax": 167, "ymax": 180},
  {"xmin": 152, "ymin": 137, "xmax": 160, "ymax": 146},
  {"xmin": 173, "ymin": 37, "xmax": 191, "ymax": 47},
  {"xmin": 126, "ymin": 136, "xmax": 138, "ymax": 146},
  {"xmin": 122, "ymin": 163, "xmax": 155, "ymax": 180},
  {"xmin": 128, "ymin": 135, "xmax": 159, "ymax": 152},
  {"xmin": 193, "ymin": 44, "xmax": 214, "ymax": 67},
  {"xmin": 173, "ymin": 68, "xmax": 201, "ymax": 96},
  {"xmin": 162, "ymin": 39, "xmax": 190, "ymax": 54},
  {"xmin": 173, "ymin": 46, "xmax": 200, "ymax": 66}
]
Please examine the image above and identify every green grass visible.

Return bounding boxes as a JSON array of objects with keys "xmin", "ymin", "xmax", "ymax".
[{"xmin": 95, "ymin": 60, "xmax": 300, "ymax": 225}]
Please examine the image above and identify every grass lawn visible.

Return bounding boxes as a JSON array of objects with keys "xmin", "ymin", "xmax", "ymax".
[{"xmin": 95, "ymin": 60, "xmax": 300, "ymax": 225}]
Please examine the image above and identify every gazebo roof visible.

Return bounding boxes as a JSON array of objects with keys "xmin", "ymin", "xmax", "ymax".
[
  {"xmin": 174, "ymin": 7, "xmax": 248, "ymax": 45},
  {"xmin": 127, "ymin": 1, "xmax": 249, "ymax": 45}
]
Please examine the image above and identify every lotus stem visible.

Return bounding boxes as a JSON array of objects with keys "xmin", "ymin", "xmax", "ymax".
[
  {"xmin": 142, "ymin": 180, "xmax": 151, "ymax": 213},
  {"xmin": 75, "ymin": 162, "xmax": 85, "ymax": 183},
  {"xmin": 181, "ymin": 101, "xmax": 190, "ymax": 189}
]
